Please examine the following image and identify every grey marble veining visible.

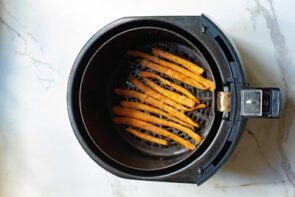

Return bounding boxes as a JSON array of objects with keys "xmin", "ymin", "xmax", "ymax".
[
  {"xmin": 0, "ymin": 2, "xmax": 56, "ymax": 90},
  {"xmin": 247, "ymin": 0, "xmax": 295, "ymax": 188}
]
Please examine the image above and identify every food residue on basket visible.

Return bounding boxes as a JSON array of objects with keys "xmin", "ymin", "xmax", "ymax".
[{"xmin": 112, "ymin": 48, "xmax": 215, "ymax": 151}]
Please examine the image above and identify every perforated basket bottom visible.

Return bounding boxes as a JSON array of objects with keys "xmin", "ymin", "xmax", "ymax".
[{"xmin": 110, "ymin": 42, "xmax": 215, "ymax": 157}]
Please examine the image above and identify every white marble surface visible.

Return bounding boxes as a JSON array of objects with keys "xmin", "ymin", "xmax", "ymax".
[{"xmin": 1, "ymin": 0, "xmax": 295, "ymax": 196}]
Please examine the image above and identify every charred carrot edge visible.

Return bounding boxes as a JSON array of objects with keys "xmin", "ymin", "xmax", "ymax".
[
  {"xmin": 139, "ymin": 59, "xmax": 207, "ymax": 90},
  {"xmin": 130, "ymin": 76, "xmax": 191, "ymax": 111},
  {"xmin": 126, "ymin": 127, "xmax": 169, "ymax": 146},
  {"xmin": 120, "ymin": 101, "xmax": 193, "ymax": 129},
  {"xmin": 113, "ymin": 107, "xmax": 202, "ymax": 143},
  {"xmin": 152, "ymin": 48, "xmax": 204, "ymax": 75},
  {"xmin": 113, "ymin": 117, "xmax": 196, "ymax": 150},
  {"xmin": 114, "ymin": 89, "xmax": 198, "ymax": 127},
  {"xmin": 139, "ymin": 71, "xmax": 200, "ymax": 103},
  {"xmin": 143, "ymin": 77, "xmax": 195, "ymax": 108}
]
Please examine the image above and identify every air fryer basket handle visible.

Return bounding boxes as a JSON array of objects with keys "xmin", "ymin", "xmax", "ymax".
[{"xmin": 240, "ymin": 88, "xmax": 280, "ymax": 118}]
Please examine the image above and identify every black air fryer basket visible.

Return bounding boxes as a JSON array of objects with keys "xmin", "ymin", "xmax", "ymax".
[{"xmin": 67, "ymin": 15, "xmax": 280, "ymax": 185}]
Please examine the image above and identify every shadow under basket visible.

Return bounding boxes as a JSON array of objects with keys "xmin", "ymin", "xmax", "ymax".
[{"xmin": 67, "ymin": 15, "xmax": 280, "ymax": 185}]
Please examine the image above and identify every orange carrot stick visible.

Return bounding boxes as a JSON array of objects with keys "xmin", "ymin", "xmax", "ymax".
[
  {"xmin": 113, "ymin": 117, "xmax": 196, "ymax": 150},
  {"xmin": 125, "ymin": 127, "xmax": 169, "ymax": 146},
  {"xmin": 185, "ymin": 103, "xmax": 207, "ymax": 112},
  {"xmin": 113, "ymin": 106, "xmax": 202, "ymax": 143},
  {"xmin": 139, "ymin": 59, "xmax": 207, "ymax": 90},
  {"xmin": 120, "ymin": 101, "xmax": 193, "ymax": 128},
  {"xmin": 128, "ymin": 50, "xmax": 200, "ymax": 80},
  {"xmin": 130, "ymin": 76, "xmax": 191, "ymax": 111},
  {"xmin": 152, "ymin": 48, "xmax": 204, "ymax": 75},
  {"xmin": 114, "ymin": 89, "xmax": 198, "ymax": 127},
  {"xmin": 142, "ymin": 77, "xmax": 195, "ymax": 108},
  {"xmin": 139, "ymin": 71, "xmax": 200, "ymax": 103}
]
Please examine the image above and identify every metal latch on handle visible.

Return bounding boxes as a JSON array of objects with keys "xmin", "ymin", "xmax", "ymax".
[
  {"xmin": 216, "ymin": 88, "xmax": 280, "ymax": 118},
  {"xmin": 241, "ymin": 88, "xmax": 280, "ymax": 118}
]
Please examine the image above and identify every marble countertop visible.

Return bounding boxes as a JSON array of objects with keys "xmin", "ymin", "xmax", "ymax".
[{"xmin": 1, "ymin": 0, "xmax": 294, "ymax": 196}]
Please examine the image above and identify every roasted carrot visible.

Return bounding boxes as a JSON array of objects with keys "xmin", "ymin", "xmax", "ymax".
[
  {"xmin": 113, "ymin": 117, "xmax": 196, "ymax": 150},
  {"xmin": 130, "ymin": 76, "xmax": 191, "ymax": 111},
  {"xmin": 114, "ymin": 89, "xmax": 198, "ymax": 127},
  {"xmin": 128, "ymin": 50, "xmax": 200, "ymax": 80},
  {"xmin": 120, "ymin": 101, "xmax": 193, "ymax": 128},
  {"xmin": 125, "ymin": 127, "xmax": 169, "ymax": 146},
  {"xmin": 152, "ymin": 49, "xmax": 215, "ymax": 91},
  {"xmin": 139, "ymin": 71, "xmax": 200, "ymax": 103},
  {"xmin": 193, "ymin": 75, "xmax": 215, "ymax": 92},
  {"xmin": 142, "ymin": 77, "xmax": 195, "ymax": 108},
  {"xmin": 186, "ymin": 103, "xmax": 207, "ymax": 112},
  {"xmin": 152, "ymin": 48, "xmax": 204, "ymax": 75},
  {"xmin": 128, "ymin": 50, "xmax": 214, "ymax": 91},
  {"xmin": 139, "ymin": 59, "xmax": 207, "ymax": 90},
  {"xmin": 113, "ymin": 107, "xmax": 202, "ymax": 143}
]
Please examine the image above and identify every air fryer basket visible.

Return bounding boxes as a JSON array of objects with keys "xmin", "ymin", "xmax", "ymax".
[
  {"xmin": 78, "ymin": 26, "xmax": 223, "ymax": 171},
  {"xmin": 67, "ymin": 15, "xmax": 280, "ymax": 185},
  {"xmin": 109, "ymin": 41, "xmax": 215, "ymax": 157}
]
